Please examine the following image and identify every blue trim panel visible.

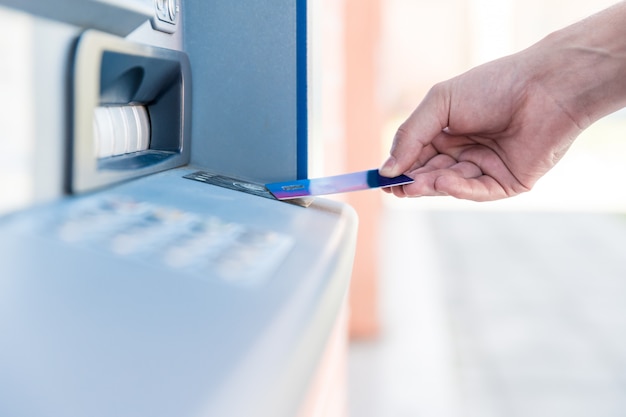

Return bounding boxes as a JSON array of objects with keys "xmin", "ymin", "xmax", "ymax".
[{"xmin": 296, "ymin": 0, "xmax": 308, "ymax": 179}]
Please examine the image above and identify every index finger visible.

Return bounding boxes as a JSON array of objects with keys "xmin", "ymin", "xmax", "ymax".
[{"xmin": 379, "ymin": 83, "xmax": 451, "ymax": 177}]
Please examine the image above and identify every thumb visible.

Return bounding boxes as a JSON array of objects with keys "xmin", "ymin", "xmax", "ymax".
[{"xmin": 379, "ymin": 85, "xmax": 450, "ymax": 177}]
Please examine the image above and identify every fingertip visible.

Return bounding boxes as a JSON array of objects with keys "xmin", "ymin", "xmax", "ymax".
[
  {"xmin": 391, "ymin": 185, "xmax": 408, "ymax": 198},
  {"xmin": 379, "ymin": 156, "xmax": 398, "ymax": 177}
]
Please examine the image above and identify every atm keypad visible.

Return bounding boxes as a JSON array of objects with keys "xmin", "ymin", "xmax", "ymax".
[{"xmin": 54, "ymin": 196, "xmax": 294, "ymax": 287}]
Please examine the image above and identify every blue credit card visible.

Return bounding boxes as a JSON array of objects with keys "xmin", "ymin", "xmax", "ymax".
[{"xmin": 265, "ymin": 169, "xmax": 414, "ymax": 200}]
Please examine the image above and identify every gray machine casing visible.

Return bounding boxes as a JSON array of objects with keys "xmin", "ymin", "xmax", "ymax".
[
  {"xmin": 0, "ymin": 1, "xmax": 357, "ymax": 416},
  {"xmin": 185, "ymin": 1, "xmax": 308, "ymax": 182}
]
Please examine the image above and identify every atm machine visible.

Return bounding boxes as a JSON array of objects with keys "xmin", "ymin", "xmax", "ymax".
[{"xmin": 0, "ymin": 1, "xmax": 357, "ymax": 416}]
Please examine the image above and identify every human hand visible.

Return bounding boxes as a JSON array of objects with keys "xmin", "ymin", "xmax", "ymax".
[
  {"xmin": 380, "ymin": 2, "xmax": 626, "ymax": 201},
  {"xmin": 379, "ymin": 53, "xmax": 583, "ymax": 201}
]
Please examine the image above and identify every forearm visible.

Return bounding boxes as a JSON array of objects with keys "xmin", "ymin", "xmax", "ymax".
[{"xmin": 524, "ymin": 1, "xmax": 626, "ymax": 129}]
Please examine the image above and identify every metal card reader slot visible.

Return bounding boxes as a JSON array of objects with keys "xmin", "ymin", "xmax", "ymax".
[{"xmin": 70, "ymin": 30, "xmax": 191, "ymax": 193}]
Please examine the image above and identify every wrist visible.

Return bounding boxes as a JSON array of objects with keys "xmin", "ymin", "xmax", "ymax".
[{"xmin": 527, "ymin": 2, "xmax": 626, "ymax": 128}]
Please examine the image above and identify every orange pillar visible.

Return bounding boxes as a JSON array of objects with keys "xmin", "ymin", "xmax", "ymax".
[{"xmin": 344, "ymin": 0, "xmax": 383, "ymax": 340}]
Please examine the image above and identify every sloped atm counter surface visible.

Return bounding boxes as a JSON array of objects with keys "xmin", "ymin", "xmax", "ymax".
[{"xmin": 0, "ymin": 167, "xmax": 358, "ymax": 417}]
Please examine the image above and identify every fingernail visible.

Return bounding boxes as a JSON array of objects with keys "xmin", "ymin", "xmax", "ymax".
[{"xmin": 380, "ymin": 156, "xmax": 397, "ymax": 176}]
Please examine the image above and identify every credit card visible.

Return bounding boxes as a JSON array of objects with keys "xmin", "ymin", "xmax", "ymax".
[{"xmin": 265, "ymin": 169, "xmax": 414, "ymax": 200}]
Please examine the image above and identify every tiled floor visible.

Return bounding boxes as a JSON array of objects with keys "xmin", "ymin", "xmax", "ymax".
[{"xmin": 349, "ymin": 208, "xmax": 626, "ymax": 417}]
